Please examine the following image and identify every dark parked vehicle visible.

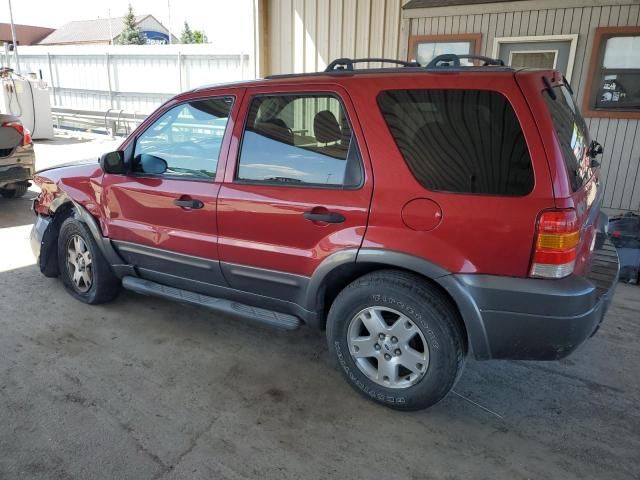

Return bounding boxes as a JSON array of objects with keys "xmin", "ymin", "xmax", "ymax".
[
  {"xmin": 0, "ymin": 114, "xmax": 34, "ymax": 198},
  {"xmin": 30, "ymin": 56, "xmax": 619, "ymax": 410},
  {"xmin": 609, "ymin": 213, "xmax": 640, "ymax": 283}
]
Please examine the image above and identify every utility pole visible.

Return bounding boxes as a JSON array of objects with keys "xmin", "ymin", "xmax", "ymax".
[
  {"xmin": 108, "ymin": 8, "xmax": 114, "ymax": 45},
  {"xmin": 167, "ymin": 0, "xmax": 172, "ymax": 44},
  {"xmin": 7, "ymin": 0, "xmax": 21, "ymax": 73}
]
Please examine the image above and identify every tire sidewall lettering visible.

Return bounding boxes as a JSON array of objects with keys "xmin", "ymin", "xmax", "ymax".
[
  {"xmin": 334, "ymin": 341, "xmax": 406, "ymax": 405},
  {"xmin": 370, "ymin": 294, "xmax": 440, "ymax": 350}
]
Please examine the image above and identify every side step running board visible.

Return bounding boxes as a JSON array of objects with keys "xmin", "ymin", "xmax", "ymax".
[{"xmin": 122, "ymin": 276, "xmax": 301, "ymax": 330}]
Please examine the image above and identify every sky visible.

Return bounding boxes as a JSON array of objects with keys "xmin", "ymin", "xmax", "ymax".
[{"xmin": 0, "ymin": 0, "xmax": 254, "ymax": 51}]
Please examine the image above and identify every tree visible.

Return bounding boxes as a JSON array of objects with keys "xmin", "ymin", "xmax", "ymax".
[
  {"xmin": 119, "ymin": 4, "xmax": 146, "ymax": 45},
  {"xmin": 180, "ymin": 21, "xmax": 194, "ymax": 44},
  {"xmin": 192, "ymin": 30, "xmax": 208, "ymax": 44},
  {"xmin": 181, "ymin": 21, "xmax": 208, "ymax": 44}
]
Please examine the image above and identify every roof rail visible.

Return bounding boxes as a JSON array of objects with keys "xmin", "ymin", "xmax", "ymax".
[
  {"xmin": 325, "ymin": 58, "xmax": 420, "ymax": 72},
  {"xmin": 426, "ymin": 54, "xmax": 505, "ymax": 68}
]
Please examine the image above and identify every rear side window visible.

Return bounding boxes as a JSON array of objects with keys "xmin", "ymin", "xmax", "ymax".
[
  {"xmin": 236, "ymin": 94, "xmax": 363, "ymax": 187},
  {"xmin": 377, "ymin": 89, "xmax": 534, "ymax": 195},
  {"xmin": 543, "ymin": 86, "xmax": 591, "ymax": 192}
]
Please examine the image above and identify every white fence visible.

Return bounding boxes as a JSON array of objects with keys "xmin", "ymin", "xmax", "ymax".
[{"xmin": 3, "ymin": 44, "xmax": 253, "ymax": 118}]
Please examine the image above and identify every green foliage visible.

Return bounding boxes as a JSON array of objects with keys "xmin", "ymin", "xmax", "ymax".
[
  {"xmin": 181, "ymin": 21, "xmax": 208, "ymax": 44},
  {"xmin": 192, "ymin": 30, "xmax": 208, "ymax": 44},
  {"xmin": 118, "ymin": 4, "xmax": 146, "ymax": 45},
  {"xmin": 180, "ymin": 21, "xmax": 194, "ymax": 44}
]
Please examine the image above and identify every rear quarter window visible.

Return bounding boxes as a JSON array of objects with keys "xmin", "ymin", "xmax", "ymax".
[
  {"xmin": 377, "ymin": 89, "xmax": 534, "ymax": 196},
  {"xmin": 543, "ymin": 85, "xmax": 592, "ymax": 192}
]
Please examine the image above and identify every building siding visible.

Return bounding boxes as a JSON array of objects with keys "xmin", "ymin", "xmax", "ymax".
[
  {"xmin": 266, "ymin": 0, "xmax": 639, "ymax": 211},
  {"xmin": 266, "ymin": 0, "xmax": 406, "ymax": 74},
  {"xmin": 401, "ymin": 1, "xmax": 640, "ymax": 211}
]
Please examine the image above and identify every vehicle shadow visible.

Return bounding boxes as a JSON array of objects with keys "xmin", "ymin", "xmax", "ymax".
[{"xmin": 0, "ymin": 192, "xmax": 37, "ymax": 228}]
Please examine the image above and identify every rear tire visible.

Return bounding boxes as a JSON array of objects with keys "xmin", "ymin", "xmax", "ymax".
[
  {"xmin": 327, "ymin": 270, "xmax": 466, "ymax": 411},
  {"xmin": 57, "ymin": 217, "xmax": 120, "ymax": 304},
  {"xmin": 1, "ymin": 182, "xmax": 29, "ymax": 198}
]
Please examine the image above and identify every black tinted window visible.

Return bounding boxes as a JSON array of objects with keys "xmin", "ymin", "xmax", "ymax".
[
  {"xmin": 544, "ymin": 86, "xmax": 591, "ymax": 191},
  {"xmin": 237, "ymin": 94, "xmax": 362, "ymax": 187},
  {"xmin": 133, "ymin": 97, "xmax": 233, "ymax": 179},
  {"xmin": 377, "ymin": 90, "xmax": 534, "ymax": 195}
]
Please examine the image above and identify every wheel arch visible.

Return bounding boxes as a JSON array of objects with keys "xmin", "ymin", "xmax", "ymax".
[
  {"xmin": 38, "ymin": 197, "xmax": 125, "ymax": 277},
  {"xmin": 307, "ymin": 248, "xmax": 491, "ymax": 359},
  {"xmin": 37, "ymin": 200, "xmax": 75, "ymax": 277}
]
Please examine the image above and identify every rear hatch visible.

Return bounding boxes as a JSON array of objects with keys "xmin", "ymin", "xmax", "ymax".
[{"xmin": 517, "ymin": 71, "xmax": 602, "ymax": 278}]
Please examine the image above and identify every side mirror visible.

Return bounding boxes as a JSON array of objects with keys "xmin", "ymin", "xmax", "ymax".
[
  {"xmin": 99, "ymin": 151, "xmax": 125, "ymax": 174},
  {"xmin": 137, "ymin": 154, "xmax": 168, "ymax": 175}
]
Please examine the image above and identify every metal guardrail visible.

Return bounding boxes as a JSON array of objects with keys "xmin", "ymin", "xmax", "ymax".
[{"xmin": 51, "ymin": 106, "xmax": 149, "ymax": 137}]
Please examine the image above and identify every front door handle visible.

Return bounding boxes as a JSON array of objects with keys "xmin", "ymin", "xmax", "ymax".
[
  {"xmin": 303, "ymin": 211, "xmax": 345, "ymax": 224},
  {"xmin": 174, "ymin": 198, "xmax": 204, "ymax": 209}
]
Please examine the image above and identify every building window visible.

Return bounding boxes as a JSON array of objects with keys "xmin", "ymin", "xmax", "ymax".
[
  {"xmin": 584, "ymin": 27, "xmax": 640, "ymax": 119},
  {"xmin": 492, "ymin": 35, "xmax": 578, "ymax": 81},
  {"xmin": 509, "ymin": 50, "xmax": 557, "ymax": 69},
  {"xmin": 408, "ymin": 34, "xmax": 481, "ymax": 67}
]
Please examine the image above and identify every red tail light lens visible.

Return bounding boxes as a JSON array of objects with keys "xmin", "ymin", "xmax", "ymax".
[
  {"xmin": 530, "ymin": 209, "xmax": 580, "ymax": 279},
  {"xmin": 2, "ymin": 121, "xmax": 32, "ymax": 146}
]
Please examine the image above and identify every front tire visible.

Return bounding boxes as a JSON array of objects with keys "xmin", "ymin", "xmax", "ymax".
[
  {"xmin": 327, "ymin": 270, "xmax": 466, "ymax": 411},
  {"xmin": 57, "ymin": 217, "xmax": 120, "ymax": 304}
]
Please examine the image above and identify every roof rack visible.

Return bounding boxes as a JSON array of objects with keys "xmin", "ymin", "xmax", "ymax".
[
  {"xmin": 325, "ymin": 58, "xmax": 420, "ymax": 72},
  {"xmin": 425, "ymin": 54, "xmax": 505, "ymax": 68}
]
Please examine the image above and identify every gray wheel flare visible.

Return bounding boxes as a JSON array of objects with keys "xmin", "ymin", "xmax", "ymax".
[
  {"xmin": 66, "ymin": 234, "xmax": 93, "ymax": 293},
  {"xmin": 347, "ymin": 306, "xmax": 430, "ymax": 389}
]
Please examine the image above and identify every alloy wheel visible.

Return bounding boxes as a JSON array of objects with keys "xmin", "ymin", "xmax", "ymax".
[
  {"xmin": 66, "ymin": 234, "xmax": 93, "ymax": 293},
  {"xmin": 347, "ymin": 306, "xmax": 429, "ymax": 389}
]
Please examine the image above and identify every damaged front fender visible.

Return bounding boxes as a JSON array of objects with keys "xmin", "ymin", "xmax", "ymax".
[{"xmin": 30, "ymin": 202, "xmax": 74, "ymax": 277}]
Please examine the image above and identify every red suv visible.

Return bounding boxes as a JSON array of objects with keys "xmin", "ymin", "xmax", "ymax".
[{"xmin": 31, "ymin": 56, "xmax": 619, "ymax": 410}]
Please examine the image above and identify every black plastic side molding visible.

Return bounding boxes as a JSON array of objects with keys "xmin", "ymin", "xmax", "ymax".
[{"xmin": 122, "ymin": 276, "xmax": 301, "ymax": 330}]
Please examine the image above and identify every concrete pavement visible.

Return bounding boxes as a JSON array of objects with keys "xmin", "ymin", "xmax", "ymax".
[{"xmin": 0, "ymin": 138, "xmax": 638, "ymax": 479}]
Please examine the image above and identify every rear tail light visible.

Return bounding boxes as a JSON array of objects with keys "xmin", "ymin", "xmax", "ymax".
[
  {"xmin": 2, "ymin": 121, "xmax": 32, "ymax": 146},
  {"xmin": 530, "ymin": 209, "xmax": 580, "ymax": 279}
]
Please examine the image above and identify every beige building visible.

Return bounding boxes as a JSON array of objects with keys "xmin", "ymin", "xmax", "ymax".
[
  {"xmin": 259, "ymin": 0, "xmax": 640, "ymax": 212},
  {"xmin": 38, "ymin": 15, "xmax": 177, "ymax": 46}
]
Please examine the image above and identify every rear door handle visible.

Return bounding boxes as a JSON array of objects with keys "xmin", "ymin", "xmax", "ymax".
[
  {"xmin": 174, "ymin": 198, "xmax": 204, "ymax": 209},
  {"xmin": 303, "ymin": 211, "xmax": 345, "ymax": 224}
]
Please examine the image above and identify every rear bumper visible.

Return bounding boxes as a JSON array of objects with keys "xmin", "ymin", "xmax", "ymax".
[
  {"xmin": 0, "ymin": 164, "xmax": 33, "ymax": 187},
  {"xmin": 0, "ymin": 149, "xmax": 35, "ymax": 187},
  {"xmin": 450, "ymin": 240, "xmax": 619, "ymax": 360}
]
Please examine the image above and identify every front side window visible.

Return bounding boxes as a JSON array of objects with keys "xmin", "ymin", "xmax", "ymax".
[
  {"xmin": 133, "ymin": 97, "xmax": 233, "ymax": 180},
  {"xmin": 236, "ymin": 94, "xmax": 363, "ymax": 187},
  {"xmin": 585, "ymin": 28, "xmax": 640, "ymax": 117},
  {"xmin": 377, "ymin": 89, "xmax": 534, "ymax": 196}
]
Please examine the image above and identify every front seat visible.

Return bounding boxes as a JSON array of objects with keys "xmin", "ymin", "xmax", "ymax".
[
  {"xmin": 313, "ymin": 110, "xmax": 347, "ymax": 159},
  {"xmin": 254, "ymin": 118, "xmax": 294, "ymax": 145}
]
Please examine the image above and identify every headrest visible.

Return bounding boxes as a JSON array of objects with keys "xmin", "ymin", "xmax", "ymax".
[
  {"xmin": 255, "ymin": 119, "xmax": 293, "ymax": 145},
  {"xmin": 314, "ymin": 110, "xmax": 341, "ymax": 144}
]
